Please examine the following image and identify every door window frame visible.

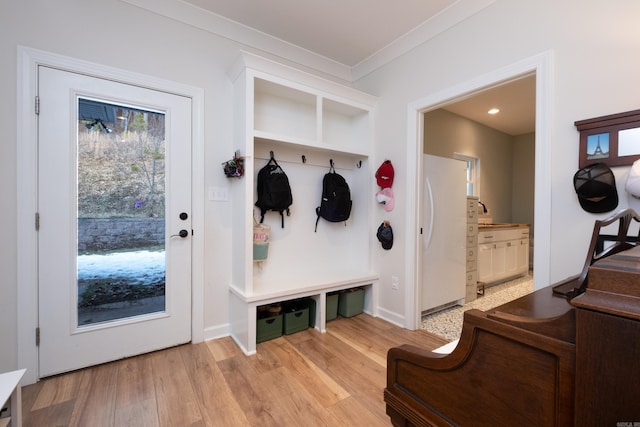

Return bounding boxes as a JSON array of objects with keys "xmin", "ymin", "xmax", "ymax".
[{"xmin": 17, "ymin": 46, "xmax": 205, "ymax": 384}]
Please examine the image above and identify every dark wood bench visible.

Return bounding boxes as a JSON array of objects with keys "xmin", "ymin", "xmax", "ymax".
[{"xmin": 384, "ymin": 209, "xmax": 640, "ymax": 426}]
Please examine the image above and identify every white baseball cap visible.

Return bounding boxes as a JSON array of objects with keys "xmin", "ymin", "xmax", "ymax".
[
  {"xmin": 375, "ymin": 187, "xmax": 394, "ymax": 212},
  {"xmin": 626, "ymin": 159, "xmax": 640, "ymax": 199}
]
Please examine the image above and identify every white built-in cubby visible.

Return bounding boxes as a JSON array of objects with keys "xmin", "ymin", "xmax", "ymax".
[{"xmin": 227, "ymin": 53, "xmax": 378, "ymax": 354}]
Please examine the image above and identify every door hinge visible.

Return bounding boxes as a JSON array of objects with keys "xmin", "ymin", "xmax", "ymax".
[
  {"xmin": 35, "ymin": 96, "xmax": 40, "ymax": 115},
  {"xmin": 35, "ymin": 212, "xmax": 40, "ymax": 231},
  {"xmin": 36, "ymin": 327, "xmax": 40, "ymax": 346}
]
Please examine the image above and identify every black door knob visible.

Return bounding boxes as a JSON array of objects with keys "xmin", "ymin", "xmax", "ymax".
[{"xmin": 179, "ymin": 229, "xmax": 188, "ymax": 238}]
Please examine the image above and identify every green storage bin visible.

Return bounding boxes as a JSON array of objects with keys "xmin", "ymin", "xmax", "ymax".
[
  {"xmin": 256, "ymin": 314, "xmax": 283, "ymax": 343},
  {"xmin": 283, "ymin": 305, "xmax": 309, "ymax": 335},
  {"xmin": 338, "ymin": 288, "xmax": 365, "ymax": 318},
  {"xmin": 326, "ymin": 292, "xmax": 339, "ymax": 321}
]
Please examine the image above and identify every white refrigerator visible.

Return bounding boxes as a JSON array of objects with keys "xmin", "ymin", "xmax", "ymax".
[{"xmin": 421, "ymin": 154, "xmax": 467, "ymax": 312}]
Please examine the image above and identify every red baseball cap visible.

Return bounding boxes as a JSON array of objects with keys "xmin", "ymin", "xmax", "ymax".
[{"xmin": 376, "ymin": 160, "xmax": 394, "ymax": 188}]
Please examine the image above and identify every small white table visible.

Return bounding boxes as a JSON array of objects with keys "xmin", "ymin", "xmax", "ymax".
[{"xmin": 0, "ymin": 369, "xmax": 26, "ymax": 427}]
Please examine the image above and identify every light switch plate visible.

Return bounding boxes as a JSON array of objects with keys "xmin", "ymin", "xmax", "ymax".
[{"xmin": 208, "ymin": 186, "xmax": 229, "ymax": 201}]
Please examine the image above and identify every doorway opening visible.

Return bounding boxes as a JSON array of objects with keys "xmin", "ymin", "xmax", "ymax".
[{"xmin": 405, "ymin": 51, "xmax": 553, "ymax": 331}]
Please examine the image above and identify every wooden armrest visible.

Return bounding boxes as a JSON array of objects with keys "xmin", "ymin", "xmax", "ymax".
[{"xmin": 385, "ymin": 309, "xmax": 576, "ymax": 426}]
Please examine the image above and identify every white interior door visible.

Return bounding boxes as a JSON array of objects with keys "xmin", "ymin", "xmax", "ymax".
[{"xmin": 37, "ymin": 66, "xmax": 192, "ymax": 377}]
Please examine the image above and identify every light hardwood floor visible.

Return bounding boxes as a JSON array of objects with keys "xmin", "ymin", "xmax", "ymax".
[{"xmin": 21, "ymin": 314, "xmax": 447, "ymax": 426}]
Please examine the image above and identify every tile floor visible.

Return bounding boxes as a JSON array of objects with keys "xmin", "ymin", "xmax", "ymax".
[{"xmin": 421, "ymin": 274, "xmax": 534, "ymax": 341}]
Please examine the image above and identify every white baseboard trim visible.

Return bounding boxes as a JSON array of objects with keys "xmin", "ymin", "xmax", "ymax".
[
  {"xmin": 375, "ymin": 306, "xmax": 406, "ymax": 329},
  {"xmin": 202, "ymin": 323, "xmax": 230, "ymax": 342}
]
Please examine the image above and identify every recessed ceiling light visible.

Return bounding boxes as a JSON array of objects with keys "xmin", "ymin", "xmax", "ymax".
[{"xmin": 488, "ymin": 108, "xmax": 500, "ymax": 115}]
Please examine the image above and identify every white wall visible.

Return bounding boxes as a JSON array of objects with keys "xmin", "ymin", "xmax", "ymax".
[
  {"xmin": 355, "ymin": 0, "xmax": 640, "ymax": 325},
  {"xmin": 0, "ymin": 0, "xmax": 223, "ymax": 373},
  {"xmin": 1, "ymin": 0, "xmax": 374, "ymax": 377},
  {"xmin": 3, "ymin": 0, "xmax": 640, "ymax": 375},
  {"xmin": 0, "ymin": 0, "xmax": 356, "ymax": 375}
]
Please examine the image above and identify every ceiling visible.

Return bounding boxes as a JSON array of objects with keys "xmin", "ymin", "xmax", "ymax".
[
  {"xmin": 442, "ymin": 75, "xmax": 536, "ymax": 136},
  {"xmin": 125, "ymin": 0, "xmax": 495, "ymax": 80},
  {"xmin": 182, "ymin": 0, "xmax": 459, "ymax": 67},
  {"xmin": 179, "ymin": 0, "xmax": 534, "ymax": 135},
  {"xmin": 181, "ymin": 0, "xmax": 535, "ymax": 135},
  {"xmin": 136, "ymin": 0, "xmax": 534, "ymax": 135}
]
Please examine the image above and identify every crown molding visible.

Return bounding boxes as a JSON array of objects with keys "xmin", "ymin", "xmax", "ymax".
[
  {"xmin": 352, "ymin": 0, "xmax": 496, "ymax": 80},
  {"xmin": 121, "ymin": 0, "xmax": 495, "ymax": 83},
  {"xmin": 121, "ymin": 0, "xmax": 353, "ymax": 82}
]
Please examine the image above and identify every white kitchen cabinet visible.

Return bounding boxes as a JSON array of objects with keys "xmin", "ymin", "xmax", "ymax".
[
  {"xmin": 227, "ymin": 53, "xmax": 378, "ymax": 354},
  {"xmin": 505, "ymin": 239, "xmax": 519, "ymax": 276},
  {"xmin": 478, "ymin": 243, "xmax": 490, "ymax": 284},
  {"xmin": 478, "ymin": 241, "xmax": 506, "ymax": 283},
  {"xmin": 493, "ymin": 242, "xmax": 507, "ymax": 278},
  {"xmin": 478, "ymin": 226, "xmax": 530, "ymax": 285},
  {"xmin": 517, "ymin": 238, "xmax": 529, "ymax": 272}
]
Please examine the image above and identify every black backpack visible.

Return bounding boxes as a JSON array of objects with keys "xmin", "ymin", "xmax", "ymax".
[
  {"xmin": 315, "ymin": 162, "xmax": 352, "ymax": 232},
  {"xmin": 255, "ymin": 155, "xmax": 293, "ymax": 228}
]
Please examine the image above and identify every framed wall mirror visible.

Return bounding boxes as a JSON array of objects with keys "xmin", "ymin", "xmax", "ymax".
[{"xmin": 577, "ymin": 109, "xmax": 640, "ymax": 168}]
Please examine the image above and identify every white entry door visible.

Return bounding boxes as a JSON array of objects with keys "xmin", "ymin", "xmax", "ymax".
[{"xmin": 37, "ymin": 66, "xmax": 192, "ymax": 377}]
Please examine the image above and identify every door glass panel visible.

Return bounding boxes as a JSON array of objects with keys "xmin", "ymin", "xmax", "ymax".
[{"xmin": 77, "ymin": 98, "xmax": 166, "ymax": 326}]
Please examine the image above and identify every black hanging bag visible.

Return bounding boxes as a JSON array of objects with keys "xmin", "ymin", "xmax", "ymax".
[
  {"xmin": 315, "ymin": 160, "xmax": 352, "ymax": 232},
  {"xmin": 255, "ymin": 153, "xmax": 293, "ymax": 228}
]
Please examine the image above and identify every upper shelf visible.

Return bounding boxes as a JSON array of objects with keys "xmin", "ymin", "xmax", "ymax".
[
  {"xmin": 254, "ymin": 78, "xmax": 317, "ymax": 143},
  {"xmin": 230, "ymin": 52, "xmax": 376, "ymax": 159},
  {"xmin": 253, "ymin": 76, "xmax": 373, "ymax": 156}
]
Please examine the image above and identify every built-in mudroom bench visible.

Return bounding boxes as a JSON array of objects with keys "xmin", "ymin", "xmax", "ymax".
[{"xmin": 227, "ymin": 52, "xmax": 379, "ymax": 355}]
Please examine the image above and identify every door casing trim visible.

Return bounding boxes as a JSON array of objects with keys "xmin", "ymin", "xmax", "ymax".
[{"xmin": 17, "ymin": 46, "xmax": 205, "ymax": 384}]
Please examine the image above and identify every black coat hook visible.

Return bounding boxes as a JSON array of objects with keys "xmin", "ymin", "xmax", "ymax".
[
  {"xmin": 269, "ymin": 150, "xmax": 275, "ymax": 160},
  {"xmin": 301, "ymin": 155, "xmax": 307, "ymax": 164},
  {"xmin": 356, "ymin": 160, "xmax": 362, "ymax": 168}
]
